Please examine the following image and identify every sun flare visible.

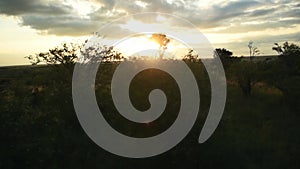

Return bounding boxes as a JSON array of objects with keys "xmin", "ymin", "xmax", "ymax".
[{"xmin": 114, "ymin": 34, "xmax": 188, "ymax": 59}]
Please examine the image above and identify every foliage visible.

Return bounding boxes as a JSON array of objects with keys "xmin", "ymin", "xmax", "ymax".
[
  {"xmin": 272, "ymin": 42, "xmax": 300, "ymax": 68},
  {"xmin": 1, "ymin": 60, "xmax": 299, "ymax": 169},
  {"xmin": 216, "ymin": 48, "xmax": 233, "ymax": 60},
  {"xmin": 1, "ymin": 41, "xmax": 300, "ymax": 169},
  {"xmin": 151, "ymin": 33, "xmax": 170, "ymax": 59},
  {"xmin": 25, "ymin": 43, "xmax": 80, "ymax": 65},
  {"xmin": 267, "ymin": 42, "xmax": 300, "ymax": 109},
  {"xmin": 229, "ymin": 61, "xmax": 259, "ymax": 96},
  {"xmin": 215, "ymin": 48, "xmax": 241, "ymax": 68},
  {"xmin": 80, "ymin": 45, "xmax": 124, "ymax": 63},
  {"xmin": 26, "ymin": 42, "xmax": 124, "ymax": 66},
  {"xmin": 272, "ymin": 42, "xmax": 300, "ymax": 56},
  {"xmin": 182, "ymin": 49, "xmax": 199, "ymax": 62}
]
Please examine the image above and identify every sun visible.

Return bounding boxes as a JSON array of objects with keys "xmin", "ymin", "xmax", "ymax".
[
  {"xmin": 115, "ymin": 35, "xmax": 159, "ymax": 57},
  {"xmin": 114, "ymin": 34, "xmax": 188, "ymax": 59}
]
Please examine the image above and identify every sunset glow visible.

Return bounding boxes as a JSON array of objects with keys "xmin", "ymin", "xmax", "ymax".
[
  {"xmin": 114, "ymin": 34, "xmax": 188, "ymax": 59},
  {"xmin": 0, "ymin": 0, "xmax": 299, "ymax": 65}
]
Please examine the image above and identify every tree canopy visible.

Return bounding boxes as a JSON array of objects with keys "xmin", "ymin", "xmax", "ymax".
[{"xmin": 151, "ymin": 33, "xmax": 170, "ymax": 59}]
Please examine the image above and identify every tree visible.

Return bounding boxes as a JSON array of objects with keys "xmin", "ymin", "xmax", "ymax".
[
  {"xmin": 272, "ymin": 42, "xmax": 300, "ymax": 67},
  {"xmin": 214, "ymin": 48, "xmax": 241, "ymax": 70},
  {"xmin": 229, "ymin": 42, "xmax": 260, "ymax": 96},
  {"xmin": 81, "ymin": 45, "xmax": 124, "ymax": 63},
  {"xmin": 183, "ymin": 49, "xmax": 199, "ymax": 62},
  {"xmin": 26, "ymin": 43, "xmax": 80, "ymax": 66},
  {"xmin": 25, "ymin": 43, "xmax": 84, "ymax": 88},
  {"xmin": 264, "ymin": 42, "xmax": 300, "ymax": 109},
  {"xmin": 151, "ymin": 33, "xmax": 170, "ymax": 60},
  {"xmin": 230, "ymin": 62, "xmax": 259, "ymax": 96},
  {"xmin": 25, "ymin": 41, "xmax": 124, "ymax": 92},
  {"xmin": 215, "ymin": 48, "xmax": 233, "ymax": 59},
  {"xmin": 272, "ymin": 43, "xmax": 284, "ymax": 55},
  {"xmin": 26, "ymin": 42, "xmax": 124, "ymax": 65},
  {"xmin": 272, "ymin": 42, "xmax": 300, "ymax": 56},
  {"xmin": 248, "ymin": 41, "xmax": 260, "ymax": 61}
]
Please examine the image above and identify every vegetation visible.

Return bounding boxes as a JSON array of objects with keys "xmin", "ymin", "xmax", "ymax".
[
  {"xmin": 0, "ymin": 41, "xmax": 299, "ymax": 169},
  {"xmin": 248, "ymin": 41, "xmax": 260, "ymax": 61},
  {"xmin": 151, "ymin": 33, "xmax": 170, "ymax": 60}
]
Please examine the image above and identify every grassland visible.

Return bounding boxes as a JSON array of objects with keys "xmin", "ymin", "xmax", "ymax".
[{"xmin": 0, "ymin": 61, "xmax": 299, "ymax": 169}]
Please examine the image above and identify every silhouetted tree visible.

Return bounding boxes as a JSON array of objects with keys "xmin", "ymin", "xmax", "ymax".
[
  {"xmin": 151, "ymin": 33, "xmax": 170, "ymax": 60},
  {"xmin": 229, "ymin": 42, "xmax": 260, "ymax": 96},
  {"xmin": 273, "ymin": 42, "xmax": 300, "ymax": 56},
  {"xmin": 271, "ymin": 42, "xmax": 300, "ymax": 68},
  {"xmin": 26, "ymin": 43, "xmax": 80, "ymax": 66},
  {"xmin": 25, "ymin": 43, "xmax": 83, "ymax": 89},
  {"xmin": 183, "ymin": 49, "xmax": 199, "ymax": 62},
  {"xmin": 216, "ymin": 48, "xmax": 240, "ymax": 66},
  {"xmin": 272, "ymin": 43, "xmax": 284, "ymax": 55},
  {"xmin": 259, "ymin": 42, "xmax": 300, "ymax": 109},
  {"xmin": 26, "ymin": 41, "xmax": 124, "ymax": 66},
  {"xmin": 81, "ymin": 45, "xmax": 124, "ymax": 63},
  {"xmin": 216, "ymin": 48, "xmax": 233, "ymax": 59}
]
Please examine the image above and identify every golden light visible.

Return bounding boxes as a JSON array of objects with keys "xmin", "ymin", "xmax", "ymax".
[
  {"xmin": 64, "ymin": 0, "xmax": 99, "ymax": 18},
  {"xmin": 115, "ymin": 34, "xmax": 188, "ymax": 59},
  {"xmin": 115, "ymin": 35, "xmax": 162, "ymax": 58}
]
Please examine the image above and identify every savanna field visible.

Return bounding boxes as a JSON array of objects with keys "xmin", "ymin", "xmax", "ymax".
[{"xmin": 0, "ymin": 44, "xmax": 299, "ymax": 169}]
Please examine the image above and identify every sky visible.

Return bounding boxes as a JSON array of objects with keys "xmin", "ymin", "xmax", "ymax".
[{"xmin": 0, "ymin": 0, "xmax": 300, "ymax": 66}]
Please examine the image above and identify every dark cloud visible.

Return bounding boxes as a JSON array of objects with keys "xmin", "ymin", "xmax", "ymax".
[
  {"xmin": 89, "ymin": 6, "xmax": 126, "ymax": 21},
  {"xmin": 209, "ymin": 2, "xmax": 300, "ymax": 34},
  {"xmin": 0, "ymin": 0, "xmax": 71, "ymax": 15},
  {"xmin": 0, "ymin": 0, "xmax": 124, "ymax": 36},
  {"xmin": 0, "ymin": 0, "xmax": 299, "ymax": 42},
  {"xmin": 21, "ymin": 15, "xmax": 100, "ymax": 36},
  {"xmin": 247, "ymin": 8, "xmax": 275, "ymax": 17},
  {"xmin": 20, "ymin": 9, "xmax": 134, "ymax": 37},
  {"xmin": 210, "ymin": 18, "xmax": 300, "ymax": 34},
  {"xmin": 139, "ymin": 0, "xmax": 261, "ymax": 29},
  {"xmin": 95, "ymin": 24, "xmax": 135, "ymax": 39}
]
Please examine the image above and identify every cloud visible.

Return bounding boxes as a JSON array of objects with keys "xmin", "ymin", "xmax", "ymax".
[
  {"xmin": 0, "ymin": 0, "xmax": 71, "ymax": 15},
  {"xmin": 21, "ymin": 15, "xmax": 99, "ymax": 36},
  {"xmin": 242, "ymin": 31, "xmax": 300, "ymax": 43},
  {"xmin": 0, "ymin": 0, "xmax": 299, "ymax": 52},
  {"xmin": 0, "ymin": 0, "xmax": 127, "ymax": 36},
  {"xmin": 213, "ymin": 30, "xmax": 300, "ymax": 56},
  {"xmin": 207, "ymin": 2, "xmax": 300, "ymax": 34},
  {"xmin": 247, "ymin": 8, "xmax": 275, "ymax": 17},
  {"xmin": 97, "ymin": 0, "xmax": 116, "ymax": 9}
]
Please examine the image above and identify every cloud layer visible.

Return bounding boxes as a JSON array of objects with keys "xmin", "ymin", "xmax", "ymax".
[{"xmin": 1, "ymin": 0, "xmax": 299, "ymax": 55}]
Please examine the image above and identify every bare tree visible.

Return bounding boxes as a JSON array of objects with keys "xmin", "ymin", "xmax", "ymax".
[{"xmin": 248, "ymin": 41, "xmax": 260, "ymax": 62}]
